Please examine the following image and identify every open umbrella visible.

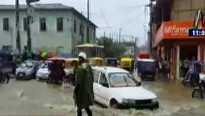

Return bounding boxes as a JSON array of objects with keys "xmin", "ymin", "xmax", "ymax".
[
  {"xmin": 41, "ymin": 51, "xmax": 48, "ymax": 58},
  {"xmin": 48, "ymin": 51, "xmax": 56, "ymax": 58},
  {"xmin": 48, "ymin": 57, "xmax": 65, "ymax": 61},
  {"xmin": 137, "ymin": 52, "xmax": 150, "ymax": 59}
]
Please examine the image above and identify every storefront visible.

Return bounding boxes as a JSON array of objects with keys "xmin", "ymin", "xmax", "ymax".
[{"xmin": 154, "ymin": 21, "xmax": 205, "ymax": 80}]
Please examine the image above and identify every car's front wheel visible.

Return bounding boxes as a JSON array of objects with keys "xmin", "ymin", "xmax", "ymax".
[{"xmin": 109, "ymin": 99, "xmax": 118, "ymax": 109}]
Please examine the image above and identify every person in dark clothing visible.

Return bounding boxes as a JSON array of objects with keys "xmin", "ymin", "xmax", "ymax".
[
  {"xmin": 182, "ymin": 58, "xmax": 190, "ymax": 77},
  {"xmin": 0, "ymin": 61, "xmax": 10, "ymax": 84},
  {"xmin": 73, "ymin": 52, "xmax": 94, "ymax": 116},
  {"xmin": 47, "ymin": 61, "xmax": 56, "ymax": 84}
]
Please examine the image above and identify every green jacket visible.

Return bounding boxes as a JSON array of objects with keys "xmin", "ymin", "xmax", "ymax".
[{"xmin": 74, "ymin": 63, "xmax": 94, "ymax": 108}]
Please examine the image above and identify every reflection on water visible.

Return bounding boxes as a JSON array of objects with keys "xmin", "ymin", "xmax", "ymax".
[{"xmin": 0, "ymin": 79, "xmax": 205, "ymax": 116}]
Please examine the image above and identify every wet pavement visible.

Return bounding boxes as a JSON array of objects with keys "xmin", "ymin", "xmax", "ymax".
[{"xmin": 0, "ymin": 79, "xmax": 205, "ymax": 116}]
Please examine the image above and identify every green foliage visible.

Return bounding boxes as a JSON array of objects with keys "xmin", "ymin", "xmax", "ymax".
[{"xmin": 97, "ymin": 37, "xmax": 126, "ymax": 57}]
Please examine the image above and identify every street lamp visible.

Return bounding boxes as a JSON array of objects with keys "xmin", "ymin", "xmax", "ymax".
[{"xmin": 25, "ymin": 0, "xmax": 39, "ymax": 58}]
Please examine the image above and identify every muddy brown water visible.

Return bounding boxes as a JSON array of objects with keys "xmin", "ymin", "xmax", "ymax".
[{"xmin": 0, "ymin": 79, "xmax": 204, "ymax": 116}]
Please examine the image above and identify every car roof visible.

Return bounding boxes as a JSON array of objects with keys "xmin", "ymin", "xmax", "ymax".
[
  {"xmin": 137, "ymin": 58, "xmax": 155, "ymax": 62},
  {"xmin": 92, "ymin": 66, "xmax": 128, "ymax": 74}
]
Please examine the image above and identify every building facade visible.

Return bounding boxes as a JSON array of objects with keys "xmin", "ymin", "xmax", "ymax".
[
  {"xmin": 152, "ymin": 0, "xmax": 205, "ymax": 79},
  {"xmin": 0, "ymin": 4, "xmax": 97, "ymax": 53}
]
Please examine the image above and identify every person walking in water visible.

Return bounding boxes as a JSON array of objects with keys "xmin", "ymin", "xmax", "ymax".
[{"xmin": 73, "ymin": 52, "xmax": 94, "ymax": 116}]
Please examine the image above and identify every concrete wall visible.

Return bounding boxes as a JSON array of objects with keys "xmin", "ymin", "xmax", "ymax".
[
  {"xmin": 72, "ymin": 14, "xmax": 96, "ymax": 48},
  {"xmin": 171, "ymin": 0, "xmax": 205, "ymax": 21},
  {"xmin": 0, "ymin": 9, "xmax": 96, "ymax": 53}
]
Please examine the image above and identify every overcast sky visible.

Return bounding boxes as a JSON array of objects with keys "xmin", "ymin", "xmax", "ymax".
[{"xmin": 2, "ymin": 0, "xmax": 149, "ymax": 45}]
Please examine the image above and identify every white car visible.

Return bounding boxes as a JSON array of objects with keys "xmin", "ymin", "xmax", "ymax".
[
  {"xmin": 92, "ymin": 66, "xmax": 159, "ymax": 109},
  {"xmin": 16, "ymin": 60, "xmax": 39, "ymax": 80},
  {"xmin": 36, "ymin": 61, "xmax": 72, "ymax": 80},
  {"xmin": 36, "ymin": 62, "xmax": 50, "ymax": 80}
]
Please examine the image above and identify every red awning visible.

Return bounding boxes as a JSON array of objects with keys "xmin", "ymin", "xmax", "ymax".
[{"xmin": 48, "ymin": 57, "xmax": 65, "ymax": 61}]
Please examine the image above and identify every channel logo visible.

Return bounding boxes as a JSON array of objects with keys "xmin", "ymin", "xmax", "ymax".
[
  {"xmin": 191, "ymin": 10, "xmax": 205, "ymax": 29},
  {"xmin": 188, "ymin": 10, "xmax": 205, "ymax": 36}
]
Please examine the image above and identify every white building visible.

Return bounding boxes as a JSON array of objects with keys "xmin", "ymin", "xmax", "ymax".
[{"xmin": 0, "ymin": 3, "xmax": 97, "ymax": 53}]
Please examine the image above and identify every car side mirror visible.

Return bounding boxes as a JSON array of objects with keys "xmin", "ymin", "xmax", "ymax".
[{"xmin": 102, "ymin": 83, "xmax": 109, "ymax": 87}]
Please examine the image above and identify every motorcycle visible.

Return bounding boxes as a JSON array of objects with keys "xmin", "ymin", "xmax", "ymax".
[{"xmin": 191, "ymin": 80, "xmax": 205, "ymax": 99}]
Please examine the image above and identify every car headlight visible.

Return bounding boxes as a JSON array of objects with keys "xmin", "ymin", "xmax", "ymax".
[
  {"xmin": 151, "ymin": 98, "xmax": 157, "ymax": 103},
  {"xmin": 122, "ymin": 99, "xmax": 135, "ymax": 104}
]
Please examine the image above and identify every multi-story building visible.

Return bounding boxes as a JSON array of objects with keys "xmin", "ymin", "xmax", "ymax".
[
  {"xmin": 0, "ymin": 3, "xmax": 97, "ymax": 53},
  {"xmin": 152, "ymin": 0, "xmax": 205, "ymax": 79}
]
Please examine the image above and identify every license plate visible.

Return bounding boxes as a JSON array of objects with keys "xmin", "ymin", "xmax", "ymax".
[{"xmin": 19, "ymin": 73, "xmax": 23, "ymax": 76}]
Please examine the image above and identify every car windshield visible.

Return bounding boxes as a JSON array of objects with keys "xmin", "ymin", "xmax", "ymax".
[
  {"xmin": 108, "ymin": 72, "xmax": 139, "ymax": 87},
  {"xmin": 40, "ymin": 62, "xmax": 48, "ymax": 68},
  {"xmin": 20, "ymin": 62, "xmax": 33, "ymax": 68}
]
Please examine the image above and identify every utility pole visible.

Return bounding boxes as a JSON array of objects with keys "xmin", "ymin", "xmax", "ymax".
[
  {"xmin": 119, "ymin": 28, "xmax": 121, "ymax": 42},
  {"xmin": 26, "ymin": 0, "xmax": 39, "ymax": 58},
  {"xmin": 134, "ymin": 37, "xmax": 138, "ymax": 71},
  {"xmin": 86, "ymin": 0, "xmax": 90, "ymax": 43},
  {"xmin": 26, "ymin": 5, "xmax": 32, "ymax": 57},
  {"xmin": 148, "ymin": 1, "xmax": 153, "ymax": 54},
  {"xmin": 15, "ymin": 0, "xmax": 21, "ymax": 53}
]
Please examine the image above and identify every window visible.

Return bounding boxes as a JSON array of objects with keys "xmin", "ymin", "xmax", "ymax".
[
  {"xmin": 74, "ymin": 20, "xmax": 76, "ymax": 33},
  {"xmin": 23, "ymin": 17, "xmax": 28, "ymax": 31},
  {"xmin": 80, "ymin": 23, "xmax": 84, "ymax": 36},
  {"xmin": 3, "ymin": 18, "xmax": 9, "ymax": 31},
  {"xmin": 2, "ymin": 45, "xmax": 11, "ymax": 51},
  {"xmin": 93, "ymin": 69, "xmax": 100, "ymax": 82},
  {"xmin": 39, "ymin": 18, "xmax": 46, "ymax": 31},
  {"xmin": 99, "ymin": 73, "xmax": 109, "ymax": 87},
  {"xmin": 108, "ymin": 73, "xmax": 138, "ymax": 87},
  {"xmin": 56, "ymin": 17, "xmax": 63, "ymax": 32}
]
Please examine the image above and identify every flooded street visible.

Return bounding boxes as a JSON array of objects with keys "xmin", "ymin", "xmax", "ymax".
[{"xmin": 0, "ymin": 79, "xmax": 204, "ymax": 116}]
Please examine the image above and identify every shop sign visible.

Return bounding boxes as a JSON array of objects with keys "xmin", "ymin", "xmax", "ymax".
[
  {"xmin": 163, "ymin": 25, "xmax": 189, "ymax": 36},
  {"xmin": 162, "ymin": 21, "xmax": 193, "ymax": 38}
]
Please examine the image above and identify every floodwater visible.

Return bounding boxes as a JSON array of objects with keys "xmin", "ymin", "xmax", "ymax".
[{"xmin": 0, "ymin": 79, "xmax": 205, "ymax": 116}]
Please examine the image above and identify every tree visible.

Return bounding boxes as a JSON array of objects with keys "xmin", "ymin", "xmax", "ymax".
[{"xmin": 97, "ymin": 37, "xmax": 125, "ymax": 57}]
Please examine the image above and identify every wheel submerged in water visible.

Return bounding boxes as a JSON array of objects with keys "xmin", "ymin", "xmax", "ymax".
[
  {"xmin": 109, "ymin": 99, "xmax": 118, "ymax": 109},
  {"xmin": 192, "ymin": 88, "xmax": 203, "ymax": 99}
]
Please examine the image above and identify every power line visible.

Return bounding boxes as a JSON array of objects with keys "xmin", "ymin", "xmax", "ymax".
[
  {"xmin": 95, "ymin": 0, "xmax": 110, "ymax": 27},
  {"xmin": 122, "ymin": 4, "xmax": 147, "ymax": 11},
  {"xmin": 98, "ymin": 12, "xmax": 145, "ymax": 29}
]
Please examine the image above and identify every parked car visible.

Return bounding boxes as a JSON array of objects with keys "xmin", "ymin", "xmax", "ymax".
[
  {"xmin": 15, "ymin": 60, "xmax": 39, "ymax": 80},
  {"xmin": 92, "ymin": 66, "xmax": 159, "ymax": 109},
  {"xmin": 36, "ymin": 61, "xmax": 50, "ymax": 80}
]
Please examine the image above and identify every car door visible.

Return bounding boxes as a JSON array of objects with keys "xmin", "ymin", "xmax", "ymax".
[
  {"xmin": 92, "ymin": 69, "xmax": 101, "ymax": 102},
  {"xmin": 98, "ymin": 72, "xmax": 110, "ymax": 106}
]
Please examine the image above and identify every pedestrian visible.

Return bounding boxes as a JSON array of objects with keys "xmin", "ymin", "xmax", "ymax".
[
  {"xmin": 73, "ymin": 52, "xmax": 94, "ymax": 116},
  {"xmin": 164, "ymin": 58, "xmax": 171, "ymax": 79},
  {"xmin": 183, "ymin": 58, "xmax": 190, "ymax": 78}
]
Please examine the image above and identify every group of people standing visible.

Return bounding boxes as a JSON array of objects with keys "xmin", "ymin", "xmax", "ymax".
[
  {"xmin": 181, "ymin": 57, "xmax": 196, "ymax": 78},
  {"xmin": 157, "ymin": 58, "xmax": 171, "ymax": 79}
]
